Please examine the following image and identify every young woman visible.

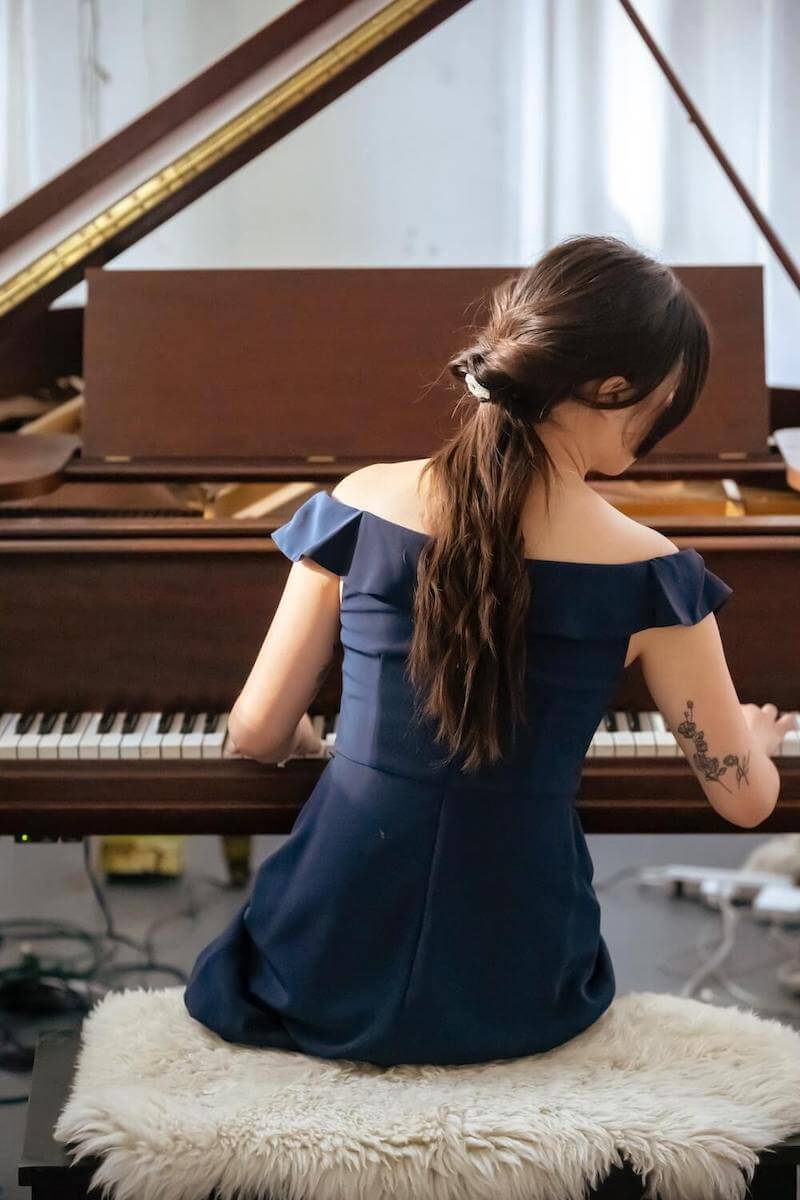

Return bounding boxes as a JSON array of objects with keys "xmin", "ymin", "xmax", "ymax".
[{"xmin": 184, "ymin": 234, "xmax": 797, "ymax": 1067}]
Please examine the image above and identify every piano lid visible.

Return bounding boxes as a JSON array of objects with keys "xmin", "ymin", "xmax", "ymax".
[
  {"xmin": 0, "ymin": 0, "xmax": 469, "ymax": 334},
  {"xmin": 2, "ymin": 0, "xmax": 798, "ymax": 338},
  {"xmin": 0, "ymin": 0, "xmax": 794, "ymax": 480}
]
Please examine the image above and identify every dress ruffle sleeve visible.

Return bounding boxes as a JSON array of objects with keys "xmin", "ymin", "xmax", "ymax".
[
  {"xmin": 643, "ymin": 548, "xmax": 733, "ymax": 630},
  {"xmin": 527, "ymin": 548, "xmax": 733, "ymax": 640},
  {"xmin": 271, "ymin": 491, "xmax": 363, "ymax": 577}
]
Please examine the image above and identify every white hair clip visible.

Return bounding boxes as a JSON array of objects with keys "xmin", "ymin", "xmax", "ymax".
[{"xmin": 464, "ymin": 371, "xmax": 491, "ymax": 401}]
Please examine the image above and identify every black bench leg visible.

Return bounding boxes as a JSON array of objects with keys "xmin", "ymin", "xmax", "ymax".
[
  {"xmin": 748, "ymin": 1162, "xmax": 798, "ymax": 1199},
  {"xmin": 19, "ymin": 1028, "xmax": 99, "ymax": 1200}
]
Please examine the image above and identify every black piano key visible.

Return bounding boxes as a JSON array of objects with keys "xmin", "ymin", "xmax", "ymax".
[
  {"xmin": 16, "ymin": 713, "xmax": 36, "ymax": 735},
  {"xmin": 603, "ymin": 712, "xmax": 617, "ymax": 732},
  {"xmin": 180, "ymin": 712, "xmax": 197, "ymax": 735},
  {"xmin": 322, "ymin": 713, "xmax": 337, "ymax": 737},
  {"xmin": 38, "ymin": 712, "xmax": 58, "ymax": 736},
  {"xmin": 157, "ymin": 712, "xmax": 176, "ymax": 734},
  {"xmin": 626, "ymin": 710, "xmax": 641, "ymax": 731},
  {"xmin": 122, "ymin": 712, "xmax": 141, "ymax": 735},
  {"xmin": 98, "ymin": 709, "xmax": 118, "ymax": 735},
  {"xmin": 62, "ymin": 712, "xmax": 81, "ymax": 735},
  {"xmin": 204, "ymin": 713, "xmax": 220, "ymax": 734}
]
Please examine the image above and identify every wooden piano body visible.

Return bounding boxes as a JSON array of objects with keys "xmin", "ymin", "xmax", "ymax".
[{"xmin": 1, "ymin": 0, "xmax": 799, "ymax": 838}]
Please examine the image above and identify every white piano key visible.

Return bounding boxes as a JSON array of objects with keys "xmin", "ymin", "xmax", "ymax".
[
  {"xmin": 180, "ymin": 713, "xmax": 206, "ymax": 759},
  {"xmin": 58, "ymin": 712, "xmax": 93, "ymax": 759},
  {"xmin": 140, "ymin": 712, "xmax": 166, "ymax": 759},
  {"xmin": 612, "ymin": 711, "xmax": 637, "ymax": 756},
  {"xmin": 649, "ymin": 711, "xmax": 680, "ymax": 757},
  {"xmin": 623, "ymin": 705, "xmax": 657, "ymax": 753},
  {"xmin": 120, "ymin": 713, "xmax": 150, "ymax": 760},
  {"xmin": 592, "ymin": 719, "xmax": 616, "ymax": 758},
  {"xmin": 17, "ymin": 712, "xmax": 47, "ymax": 760},
  {"xmin": 304, "ymin": 714, "xmax": 329, "ymax": 757},
  {"xmin": 78, "ymin": 713, "xmax": 105, "ymax": 759},
  {"xmin": 160, "ymin": 713, "xmax": 185, "ymax": 760},
  {"xmin": 314, "ymin": 715, "xmax": 328, "ymax": 753},
  {"xmin": 780, "ymin": 730, "xmax": 800, "ymax": 757},
  {"xmin": 0, "ymin": 713, "xmax": 23, "ymax": 759},
  {"xmin": 202, "ymin": 713, "xmax": 228, "ymax": 759},
  {"xmin": 0, "ymin": 713, "xmax": 15, "ymax": 741},
  {"xmin": 99, "ymin": 712, "xmax": 128, "ymax": 760},
  {"xmin": 38, "ymin": 713, "xmax": 68, "ymax": 759},
  {"xmin": 634, "ymin": 712, "xmax": 658, "ymax": 756}
]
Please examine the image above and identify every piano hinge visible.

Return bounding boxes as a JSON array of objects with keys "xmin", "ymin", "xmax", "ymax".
[
  {"xmin": 306, "ymin": 455, "xmax": 336, "ymax": 464},
  {"xmin": 717, "ymin": 452, "xmax": 748, "ymax": 460},
  {"xmin": 104, "ymin": 455, "xmax": 132, "ymax": 462}
]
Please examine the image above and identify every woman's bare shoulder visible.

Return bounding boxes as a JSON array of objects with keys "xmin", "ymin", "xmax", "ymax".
[
  {"xmin": 332, "ymin": 467, "xmax": 679, "ymax": 564},
  {"xmin": 332, "ymin": 460, "xmax": 431, "ymax": 526},
  {"xmin": 597, "ymin": 504, "xmax": 680, "ymax": 563},
  {"xmin": 331, "ymin": 462, "xmax": 389, "ymax": 505},
  {"xmin": 528, "ymin": 487, "xmax": 680, "ymax": 564}
]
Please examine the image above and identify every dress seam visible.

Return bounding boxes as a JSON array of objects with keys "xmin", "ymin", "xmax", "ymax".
[
  {"xmin": 397, "ymin": 784, "xmax": 447, "ymax": 1015},
  {"xmin": 331, "ymin": 747, "xmax": 447, "ymax": 785}
]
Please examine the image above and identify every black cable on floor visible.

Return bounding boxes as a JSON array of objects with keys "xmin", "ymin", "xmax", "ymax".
[{"xmin": 0, "ymin": 838, "xmax": 233, "ymax": 1102}]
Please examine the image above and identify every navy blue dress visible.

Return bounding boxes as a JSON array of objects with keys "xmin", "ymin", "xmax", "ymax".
[{"xmin": 184, "ymin": 490, "xmax": 733, "ymax": 1066}]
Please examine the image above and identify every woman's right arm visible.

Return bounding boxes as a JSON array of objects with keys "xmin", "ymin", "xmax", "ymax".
[{"xmin": 634, "ymin": 613, "xmax": 797, "ymax": 828}]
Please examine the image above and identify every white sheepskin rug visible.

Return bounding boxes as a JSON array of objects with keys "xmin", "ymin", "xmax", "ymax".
[{"xmin": 53, "ymin": 986, "xmax": 800, "ymax": 1200}]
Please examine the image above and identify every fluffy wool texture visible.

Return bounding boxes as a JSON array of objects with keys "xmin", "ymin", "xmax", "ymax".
[{"xmin": 54, "ymin": 986, "xmax": 800, "ymax": 1200}]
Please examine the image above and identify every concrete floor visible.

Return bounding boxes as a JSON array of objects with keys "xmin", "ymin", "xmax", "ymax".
[{"xmin": 2, "ymin": 829, "xmax": 798, "ymax": 1200}]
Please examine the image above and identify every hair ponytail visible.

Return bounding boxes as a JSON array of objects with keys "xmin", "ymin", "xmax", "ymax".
[{"xmin": 406, "ymin": 234, "xmax": 711, "ymax": 773}]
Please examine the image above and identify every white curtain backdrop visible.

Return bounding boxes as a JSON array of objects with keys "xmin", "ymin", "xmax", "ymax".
[
  {"xmin": 0, "ymin": 0, "xmax": 797, "ymax": 385},
  {"xmin": 514, "ymin": 0, "xmax": 800, "ymax": 386}
]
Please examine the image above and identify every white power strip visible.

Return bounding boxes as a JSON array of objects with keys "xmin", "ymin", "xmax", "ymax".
[
  {"xmin": 753, "ymin": 884, "xmax": 800, "ymax": 925},
  {"xmin": 638, "ymin": 864, "xmax": 795, "ymax": 902}
]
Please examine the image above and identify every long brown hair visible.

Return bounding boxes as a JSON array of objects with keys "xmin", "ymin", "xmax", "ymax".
[{"xmin": 407, "ymin": 234, "xmax": 711, "ymax": 772}]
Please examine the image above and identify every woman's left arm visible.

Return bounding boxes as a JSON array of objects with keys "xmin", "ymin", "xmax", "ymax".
[{"xmin": 226, "ymin": 557, "xmax": 342, "ymax": 763}]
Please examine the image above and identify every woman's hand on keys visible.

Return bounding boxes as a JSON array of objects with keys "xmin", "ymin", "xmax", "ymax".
[{"xmin": 741, "ymin": 703, "xmax": 800, "ymax": 758}]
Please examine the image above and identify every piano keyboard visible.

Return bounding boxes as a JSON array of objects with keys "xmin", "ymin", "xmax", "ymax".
[
  {"xmin": 0, "ymin": 709, "xmax": 798, "ymax": 762},
  {"xmin": 0, "ymin": 711, "xmax": 340, "ymax": 762},
  {"xmin": 0, "ymin": 710, "xmax": 339, "ymax": 762}
]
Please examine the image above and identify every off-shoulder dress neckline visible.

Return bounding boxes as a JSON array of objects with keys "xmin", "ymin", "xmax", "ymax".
[{"xmin": 320, "ymin": 490, "xmax": 695, "ymax": 571}]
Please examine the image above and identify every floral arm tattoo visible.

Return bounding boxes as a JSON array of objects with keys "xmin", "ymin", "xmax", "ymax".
[{"xmin": 675, "ymin": 699, "xmax": 750, "ymax": 794}]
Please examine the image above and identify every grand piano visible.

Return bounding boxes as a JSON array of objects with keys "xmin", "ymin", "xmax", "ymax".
[{"xmin": 1, "ymin": 0, "xmax": 799, "ymax": 837}]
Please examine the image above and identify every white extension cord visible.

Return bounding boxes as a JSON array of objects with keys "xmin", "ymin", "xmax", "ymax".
[{"xmin": 638, "ymin": 864, "xmax": 794, "ymax": 903}]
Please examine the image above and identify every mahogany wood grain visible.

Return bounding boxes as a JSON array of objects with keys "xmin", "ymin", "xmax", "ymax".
[
  {"xmin": 0, "ymin": 433, "xmax": 79, "ymax": 501},
  {"xmin": 2, "ymin": 757, "xmax": 799, "ymax": 836},
  {"xmin": 0, "ymin": 531, "xmax": 797, "ymax": 836},
  {"xmin": 0, "ymin": 534, "xmax": 795, "ymax": 712},
  {"xmin": 1, "ymin": 512, "xmax": 799, "ymax": 541},
  {"xmin": 81, "ymin": 266, "xmax": 767, "ymax": 464},
  {"xmin": 59, "ymin": 454, "xmax": 788, "ymax": 485}
]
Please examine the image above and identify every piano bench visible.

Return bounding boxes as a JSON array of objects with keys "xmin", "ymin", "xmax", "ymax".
[{"xmin": 18, "ymin": 1027, "xmax": 800, "ymax": 1200}]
